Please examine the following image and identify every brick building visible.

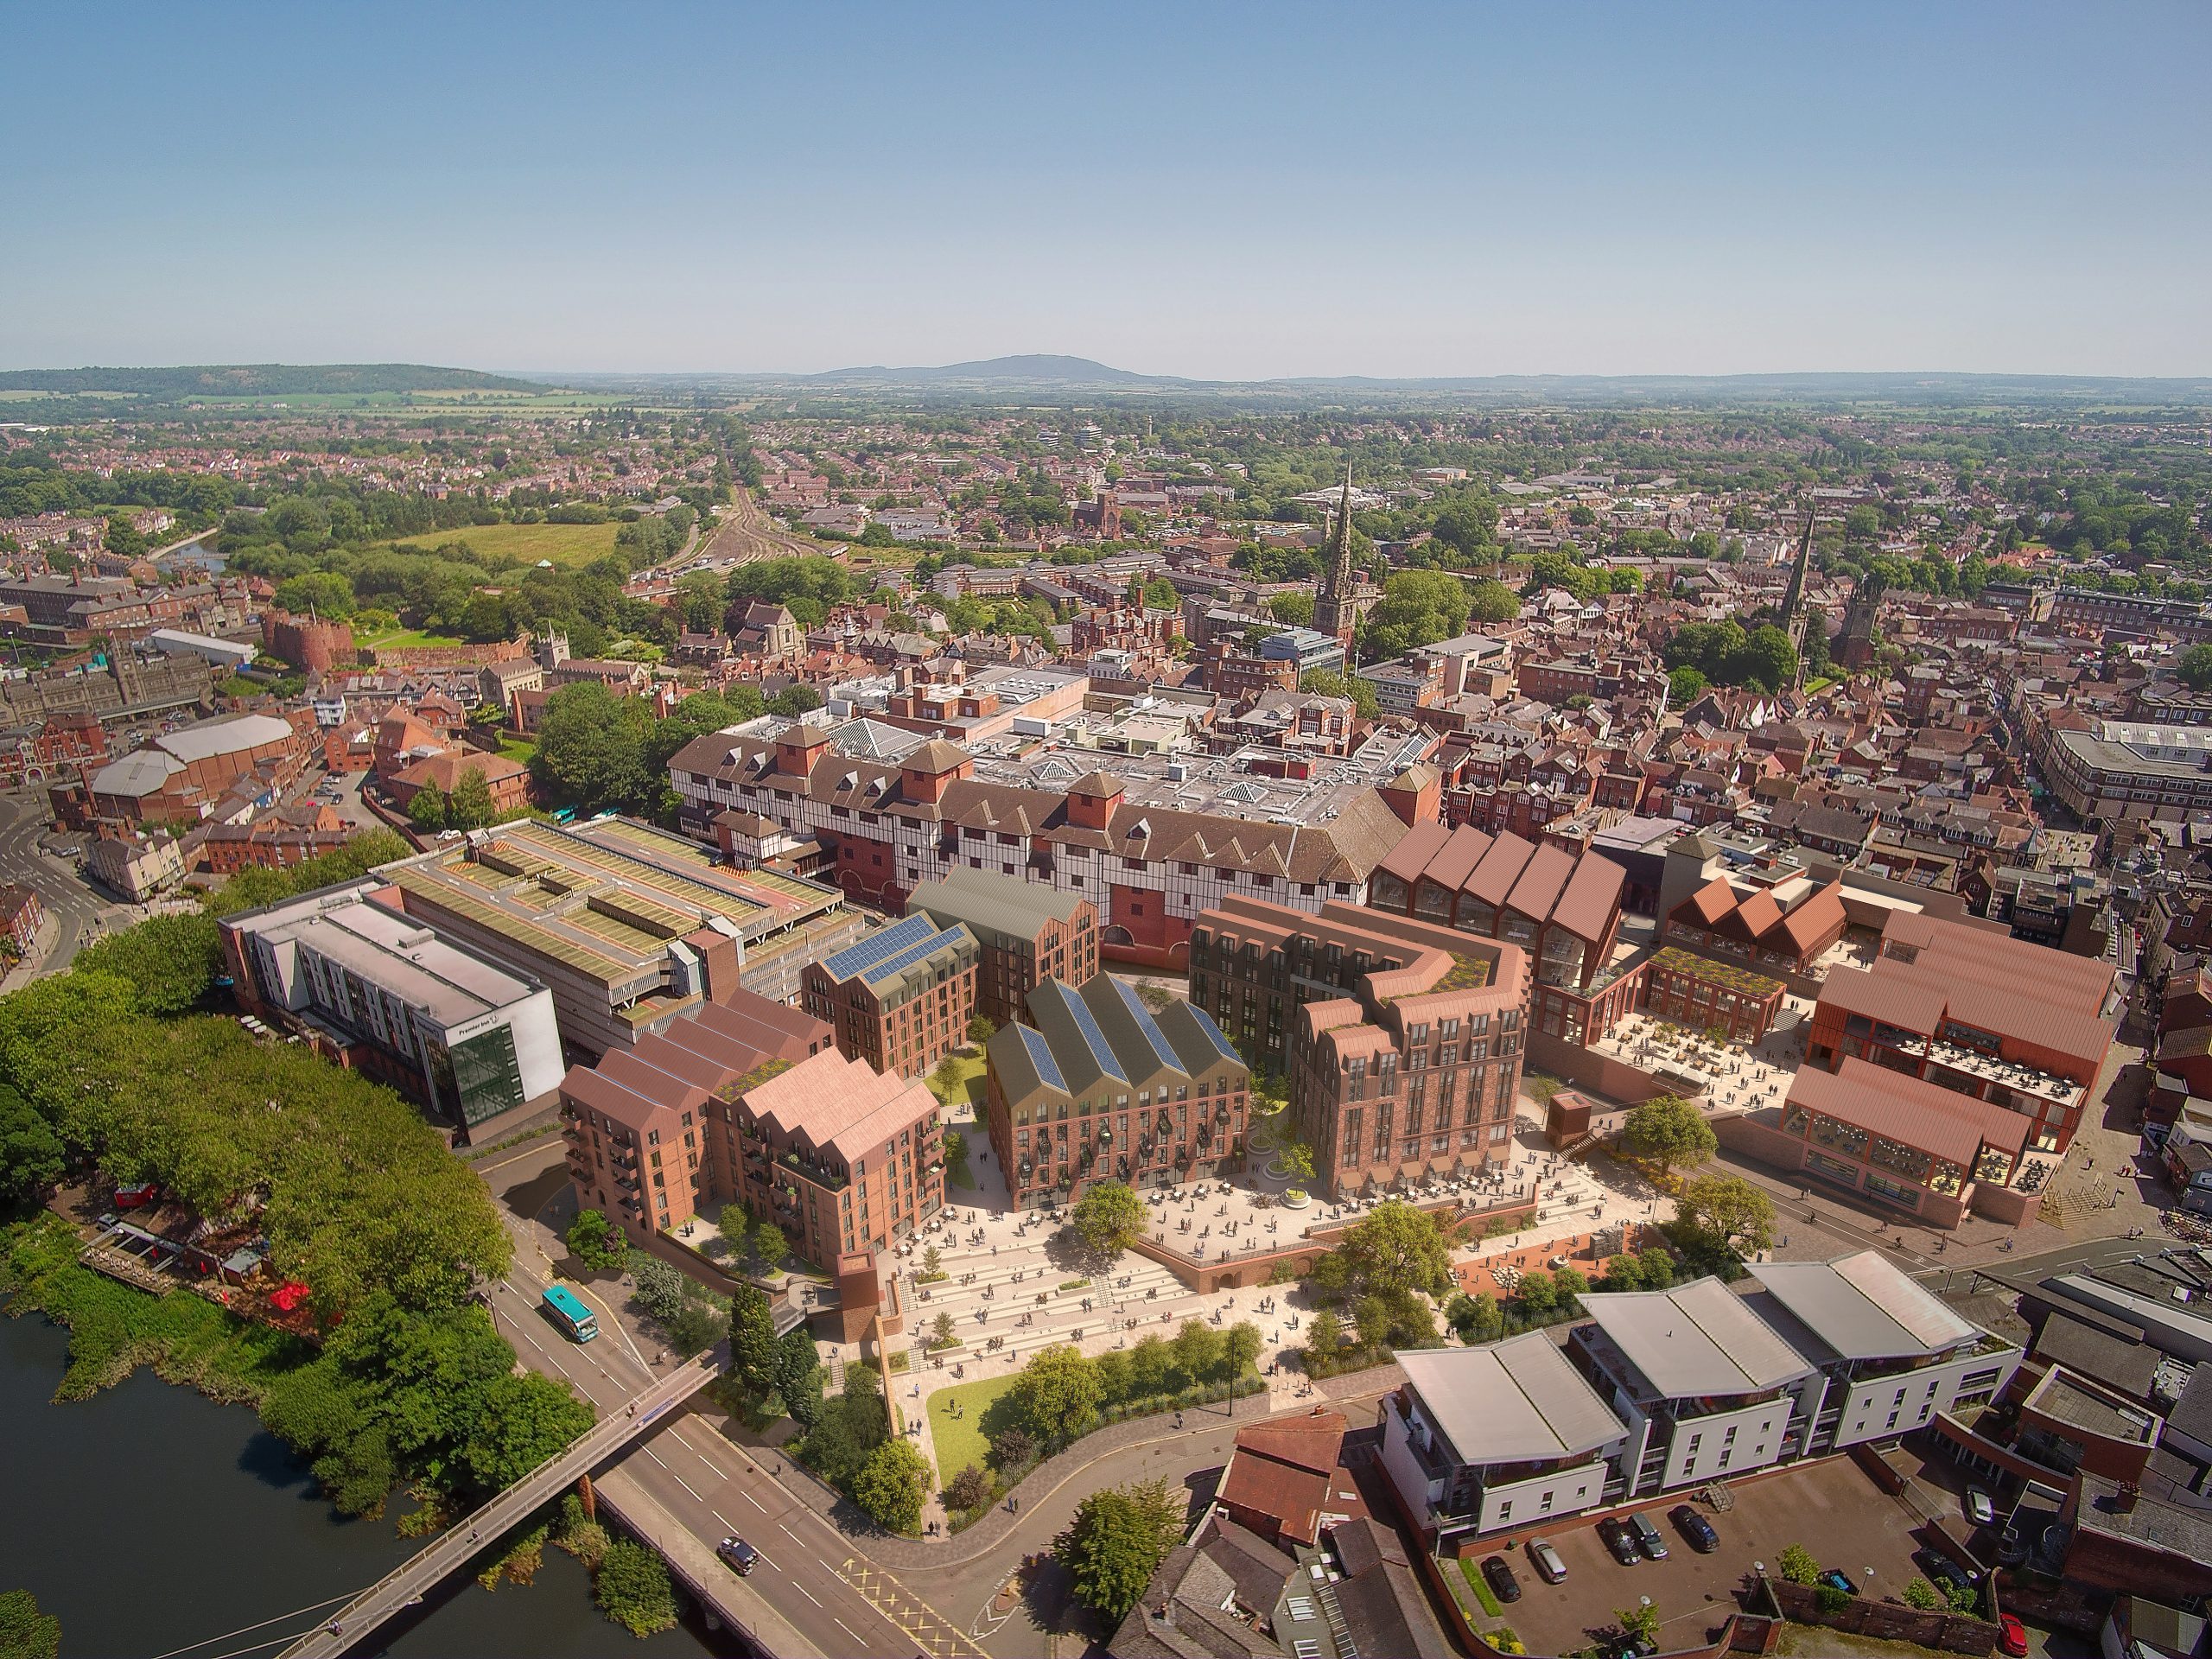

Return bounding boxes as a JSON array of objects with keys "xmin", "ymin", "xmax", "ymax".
[
  {"xmin": 0, "ymin": 884, "xmax": 42, "ymax": 956},
  {"xmin": 800, "ymin": 911, "xmax": 981, "ymax": 1077},
  {"xmin": 67, "ymin": 710, "xmax": 314, "ymax": 828},
  {"xmin": 1188, "ymin": 897, "xmax": 1530, "ymax": 1198},
  {"xmin": 906, "ymin": 865, "xmax": 1096, "ymax": 1030},
  {"xmin": 984, "ymin": 974, "xmax": 1249, "ymax": 1207},
  {"xmin": 263, "ymin": 610, "xmax": 356, "ymax": 674}
]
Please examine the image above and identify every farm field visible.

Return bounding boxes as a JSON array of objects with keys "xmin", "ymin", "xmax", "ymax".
[{"xmin": 365, "ymin": 519, "xmax": 625, "ymax": 568}]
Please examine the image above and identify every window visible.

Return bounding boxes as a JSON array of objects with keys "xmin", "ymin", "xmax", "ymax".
[{"xmin": 1539, "ymin": 1491, "xmax": 1554, "ymax": 1513}]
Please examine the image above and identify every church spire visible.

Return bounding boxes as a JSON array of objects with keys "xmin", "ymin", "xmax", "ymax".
[{"xmin": 1314, "ymin": 457, "xmax": 1359, "ymax": 652}]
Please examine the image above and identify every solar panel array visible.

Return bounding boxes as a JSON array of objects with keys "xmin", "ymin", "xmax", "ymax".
[
  {"xmin": 1017, "ymin": 1023, "xmax": 1068, "ymax": 1093},
  {"xmin": 1108, "ymin": 977, "xmax": 1184, "ymax": 1075},
  {"xmin": 861, "ymin": 925, "xmax": 962, "ymax": 988},
  {"xmin": 820, "ymin": 912, "xmax": 935, "ymax": 982},
  {"xmin": 1187, "ymin": 1001, "xmax": 1243, "ymax": 1065},
  {"xmin": 1058, "ymin": 981, "xmax": 1130, "ymax": 1083}
]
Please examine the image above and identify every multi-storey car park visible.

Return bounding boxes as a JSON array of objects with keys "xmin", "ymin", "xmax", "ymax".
[{"xmin": 378, "ymin": 814, "xmax": 861, "ymax": 1058}]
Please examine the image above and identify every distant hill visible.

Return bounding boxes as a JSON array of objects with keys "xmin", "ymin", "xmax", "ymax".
[
  {"xmin": 0, "ymin": 364, "xmax": 545, "ymax": 397},
  {"xmin": 804, "ymin": 354, "xmax": 1185, "ymax": 388}
]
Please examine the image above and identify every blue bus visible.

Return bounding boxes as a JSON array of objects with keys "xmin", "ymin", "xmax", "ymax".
[{"xmin": 541, "ymin": 1283, "xmax": 600, "ymax": 1343}]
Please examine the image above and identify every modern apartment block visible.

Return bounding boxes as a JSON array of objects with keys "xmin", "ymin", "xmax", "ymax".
[
  {"xmin": 1382, "ymin": 1253, "xmax": 2021, "ymax": 1549},
  {"xmin": 1805, "ymin": 909, "xmax": 2119, "ymax": 1154},
  {"xmin": 379, "ymin": 815, "xmax": 861, "ymax": 1058},
  {"xmin": 985, "ymin": 974, "xmax": 1249, "ymax": 1207},
  {"xmin": 1188, "ymin": 896, "xmax": 1529, "ymax": 1199},
  {"xmin": 906, "ymin": 864, "xmax": 1098, "ymax": 1029},
  {"xmin": 557, "ymin": 990, "xmax": 837, "ymax": 1245},
  {"xmin": 1365, "ymin": 822, "xmax": 1626, "ymax": 991},
  {"xmin": 800, "ymin": 912, "xmax": 980, "ymax": 1077},
  {"xmin": 223, "ymin": 880, "xmax": 565, "ymax": 1132}
]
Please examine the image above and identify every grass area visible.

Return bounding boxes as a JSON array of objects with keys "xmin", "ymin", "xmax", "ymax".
[
  {"xmin": 498, "ymin": 737, "xmax": 538, "ymax": 765},
  {"xmin": 367, "ymin": 519, "xmax": 626, "ymax": 568},
  {"xmin": 356, "ymin": 625, "xmax": 467, "ymax": 652},
  {"xmin": 1459, "ymin": 1556, "xmax": 1503, "ymax": 1618},
  {"xmin": 926, "ymin": 1372, "xmax": 1022, "ymax": 1484},
  {"xmin": 926, "ymin": 1052, "xmax": 986, "ymax": 1112},
  {"xmin": 944, "ymin": 1133, "xmax": 975, "ymax": 1192}
]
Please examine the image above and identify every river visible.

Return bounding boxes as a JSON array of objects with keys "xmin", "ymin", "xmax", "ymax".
[{"xmin": 0, "ymin": 1309, "xmax": 721, "ymax": 1659}]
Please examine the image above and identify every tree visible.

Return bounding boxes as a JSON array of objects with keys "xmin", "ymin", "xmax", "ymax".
[
  {"xmin": 921, "ymin": 1244, "xmax": 943, "ymax": 1277},
  {"xmin": 0, "ymin": 1084, "xmax": 64, "ymax": 1204},
  {"xmin": 1553, "ymin": 1268, "xmax": 1588, "ymax": 1313},
  {"xmin": 0, "ymin": 1590, "xmax": 60, "ymax": 1659},
  {"xmin": 2179, "ymin": 643, "xmax": 2212, "ymax": 692},
  {"xmin": 1268, "ymin": 591, "xmax": 1315, "ymax": 627},
  {"xmin": 444, "ymin": 766, "xmax": 497, "ymax": 832},
  {"xmin": 595, "ymin": 1539, "xmax": 677, "ymax": 1637},
  {"xmin": 1638, "ymin": 1245, "xmax": 1676, "ymax": 1288},
  {"xmin": 564, "ymin": 1209, "xmax": 626, "ymax": 1272},
  {"xmin": 729, "ymin": 1282, "xmax": 779, "ymax": 1399},
  {"xmin": 1071, "ymin": 1179, "xmax": 1146, "ymax": 1263},
  {"xmin": 1055, "ymin": 1478, "xmax": 1185, "ymax": 1628},
  {"xmin": 1677, "ymin": 1173, "xmax": 1778, "ymax": 1255},
  {"xmin": 1334, "ymin": 1200, "xmax": 1454, "ymax": 1299},
  {"xmin": 1446, "ymin": 1289, "xmax": 1503, "ymax": 1344},
  {"xmin": 1516, "ymin": 1268, "xmax": 1557, "ymax": 1315},
  {"xmin": 1599, "ymin": 1254, "xmax": 1644, "ymax": 1292},
  {"xmin": 752, "ymin": 1221, "xmax": 787, "ymax": 1274},
  {"xmin": 633, "ymin": 1260, "xmax": 686, "ymax": 1325},
  {"xmin": 1429, "ymin": 492, "xmax": 1501, "ymax": 559},
  {"xmin": 1777, "ymin": 1543, "xmax": 1821, "ymax": 1586},
  {"xmin": 989, "ymin": 1426, "xmax": 1034, "ymax": 1470},
  {"xmin": 1901, "ymin": 1577, "xmax": 1942, "ymax": 1610},
  {"xmin": 1173, "ymin": 1318, "xmax": 1227, "ymax": 1382},
  {"xmin": 967, "ymin": 1014, "xmax": 996, "ymax": 1045},
  {"xmin": 1281, "ymin": 1141, "xmax": 1316, "ymax": 1181},
  {"xmin": 533, "ymin": 682, "xmax": 655, "ymax": 814},
  {"xmin": 931, "ymin": 1311, "xmax": 957, "ymax": 1350},
  {"xmin": 1616, "ymin": 1602, "xmax": 1661, "ymax": 1649},
  {"xmin": 854, "ymin": 1437, "xmax": 930, "ymax": 1533},
  {"xmin": 461, "ymin": 1371, "xmax": 596, "ymax": 1490},
  {"xmin": 1620, "ymin": 1096, "xmax": 1718, "ymax": 1174},
  {"xmin": 1357, "ymin": 569, "xmax": 1473, "ymax": 660},
  {"xmin": 767, "ymin": 683, "xmax": 823, "ymax": 717},
  {"xmin": 1010, "ymin": 1344, "xmax": 1102, "ymax": 1444},
  {"xmin": 1303, "ymin": 1308, "xmax": 1344, "ymax": 1370},
  {"xmin": 1465, "ymin": 578, "xmax": 1520, "ymax": 623},
  {"xmin": 1668, "ymin": 664, "xmax": 1708, "ymax": 704},
  {"xmin": 1223, "ymin": 1320, "xmax": 1262, "ymax": 1380},
  {"xmin": 407, "ymin": 782, "xmax": 448, "ymax": 831},
  {"xmin": 773, "ymin": 1325, "xmax": 822, "ymax": 1428},
  {"xmin": 1299, "ymin": 667, "xmax": 1381, "ymax": 721},
  {"xmin": 70, "ymin": 912, "xmax": 223, "ymax": 1014},
  {"xmin": 945, "ymin": 1464, "xmax": 990, "ymax": 1511},
  {"xmin": 667, "ymin": 1304, "xmax": 721, "ymax": 1357}
]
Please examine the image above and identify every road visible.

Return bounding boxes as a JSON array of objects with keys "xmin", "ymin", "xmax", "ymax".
[
  {"xmin": 676, "ymin": 487, "xmax": 821, "ymax": 574},
  {"xmin": 0, "ymin": 788, "xmax": 122, "ymax": 976},
  {"xmin": 475, "ymin": 1140, "xmax": 960, "ymax": 1659}
]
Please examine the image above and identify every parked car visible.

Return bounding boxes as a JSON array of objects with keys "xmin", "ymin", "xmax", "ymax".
[
  {"xmin": 1965, "ymin": 1486, "xmax": 1997, "ymax": 1527},
  {"xmin": 1598, "ymin": 1517, "xmax": 1642, "ymax": 1567},
  {"xmin": 1997, "ymin": 1612, "xmax": 2029, "ymax": 1657},
  {"xmin": 1481, "ymin": 1555, "xmax": 1522, "ymax": 1604},
  {"xmin": 1669, "ymin": 1504, "xmax": 1719, "ymax": 1553},
  {"xmin": 715, "ymin": 1536, "xmax": 759, "ymax": 1576},
  {"xmin": 1628, "ymin": 1512, "xmax": 1669, "ymax": 1560},
  {"xmin": 1528, "ymin": 1539, "xmax": 1567, "ymax": 1584},
  {"xmin": 1818, "ymin": 1568, "xmax": 1858, "ymax": 1595},
  {"xmin": 1915, "ymin": 1548, "xmax": 1980, "ymax": 1590}
]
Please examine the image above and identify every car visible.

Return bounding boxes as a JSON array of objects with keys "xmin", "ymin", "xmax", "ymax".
[
  {"xmin": 1914, "ymin": 1548, "xmax": 1980, "ymax": 1592},
  {"xmin": 715, "ymin": 1536, "xmax": 759, "ymax": 1576},
  {"xmin": 1965, "ymin": 1486, "xmax": 1997, "ymax": 1527},
  {"xmin": 1527, "ymin": 1539, "xmax": 1567, "ymax": 1584},
  {"xmin": 1818, "ymin": 1568, "xmax": 1858, "ymax": 1595},
  {"xmin": 1669, "ymin": 1504, "xmax": 1719, "ymax": 1553},
  {"xmin": 1480, "ymin": 1554, "xmax": 1522, "ymax": 1604},
  {"xmin": 1598, "ymin": 1517, "xmax": 1642, "ymax": 1567},
  {"xmin": 1628, "ymin": 1512, "xmax": 1669, "ymax": 1560},
  {"xmin": 1997, "ymin": 1612, "xmax": 2028, "ymax": 1657}
]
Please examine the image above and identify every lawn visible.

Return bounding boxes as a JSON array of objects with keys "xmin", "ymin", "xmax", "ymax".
[
  {"xmin": 498, "ymin": 737, "xmax": 538, "ymax": 766},
  {"xmin": 926, "ymin": 1052, "xmax": 987, "ymax": 1113},
  {"xmin": 925, "ymin": 1372, "xmax": 1021, "ymax": 1485},
  {"xmin": 366, "ymin": 519, "xmax": 626, "ymax": 568},
  {"xmin": 356, "ymin": 625, "xmax": 467, "ymax": 652}
]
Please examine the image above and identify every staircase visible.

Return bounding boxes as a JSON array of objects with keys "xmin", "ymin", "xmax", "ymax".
[{"xmin": 1315, "ymin": 1576, "xmax": 1357, "ymax": 1659}]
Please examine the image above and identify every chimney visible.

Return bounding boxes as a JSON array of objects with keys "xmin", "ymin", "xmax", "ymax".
[{"xmin": 2115, "ymin": 1482, "xmax": 2139, "ymax": 1513}]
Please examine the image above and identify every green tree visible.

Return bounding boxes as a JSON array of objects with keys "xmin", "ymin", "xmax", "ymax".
[
  {"xmin": 1446, "ymin": 1289, "xmax": 1503, "ymax": 1344},
  {"xmin": 1334, "ymin": 1200, "xmax": 1454, "ymax": 1298},
  {"xmin": 853, "ymin": 1437, "xmax": 929, "ymax": 1533},
  {"xmin": 1222, "ymin": 1320, "xmax": 1262, "ymax": 1380},
  {"xmin": 752, "ymin": 1221, "xmax": 788, "ymax": 1274},
  {"xmin": 967, "ymin": 1014, "xmax": 996, "ymax": 1045},
  {"xmin": 796, "ymin": 1377, "xmax": 887, "ymax": 1486},
  {"xmin": 767, "ymin": 683, "xmax": 823, "ymax": 717},
  {"xmin": 1638, "ymin": 1245, "xmax": 1676, "ymax": 1288},
  {"xmin": 1010, "ymin": 1343, "xmax": 1102, "ymax": 1445},
  {"xmin": 564, "ymin": 1209, "xmax": 626, "ymax": 1271},
  {"xmin": 1599, "ymin": 1254, "xmax": 1645, "ymax": 1292},
  {"xmin": 1429, "ymin": 492, "xmax": 1501, "ymax": 558},
  {"xmin": 444, "ymin": 766, "xmax": 498, "ymax": 831},
  {"xmin": 773, "ymin": 1325, "xmax": 823, "ymax": 1429},
  {"xmin": 1777, "ymin": 1543, "xmax": 1821, "ymax": 1586},
  {"xmin": 1268, "ymin": 591, "xmax": 1316, "ymax": 627},
  {"xmin": 931, "ymin": 1310, "xmax": 957, "ymax": 1350},
  {"xmin": 532, "ymin": 681, "xmax": 655, "ymax": 813},
  {"xmin": 1516, "ymin": 1268, "xmax": 1556, "ymax": 1315},
  {"xmin": 407, "ymin": 782, "xmax": 448, "ymax": 831},
  {"xmin": 1616, "ymin": 1601, "xmax": 1661, "ymax": 1648},
  {"xmin": 717, "ymin": 1202, "xmax": 751, "ymax": 1262},
  {"xmin": 1465, "ymin": 578, "xmax": 1520, "ymax": 623},
  {"xmin": 1553, "ymin": 1267, "xmax": 1588, "ymax": 1313},
  {"xmin": 1357, "ymin": 569, "xmax": 1472, "ymax": 660},
  {"xmin": 1677, "ymin": 1173, "xmax": 1778, "ymax": 1255},
  {"xmin": 0, "ymin": 1590, "xmax": 60, "ymax": 1659},
  {"xmin": 461, "ymin": 1371, "xmax": 596, "ymax": 1490},
  {"xmin": 1620, "ymin": 1096, "xmax": 1718, "ymax": 1174},
  {"xmin": 70, "ymin": 912, "xmax": 224, "ymax": 1015},
  {"xmin": 729, "ymin": 1282, "xmax": 779, "ymax": 1399},
  {"xmin": 1303, "ymin": 1308, "xmax": 1344, "ymax": 1370},
  {"xmin": 1173, "ymin": 1318, "xmax": 1227, "ymax": 1382},
  {"xmin": 1668, "ymin": 664, "xmax": 1708, "ymax": 704},
  {"xmin": 1070, "ymin": 1179, "xmax": 1146, "ymax": 1263},
  {"xmin": 666, "ymin": 1303, "xmax": 721, "ymax": 1357},
  {"xmin": 1298, "ymin": 667, "xmax": 1381, "ymax": 720},
  {"xmin": 0, "ymin": 1083, "xmax": 65, "ymax": 1204},
  {"xmin": 594, "ymin": 1539, "xmax": 677, "ymax": 1637},
  {"xmin": 1901, "ymin": 1577, "xmax": 1942, "ymax": 1610},
  {"xmin": 1055, "ymin": 1478, "xmax": 1185, "ymax": 1629},
  {"xmin": 2179, "ymin": 643, "xmax": 2212, "ymax": 692},
  {"xmin": 633, "ymin": 1260, "xmax": 686, "ymax": 1325},
  {"xmin": 1281, "ymin": 1141, "xmax": 1316, "ymax": 1181}
]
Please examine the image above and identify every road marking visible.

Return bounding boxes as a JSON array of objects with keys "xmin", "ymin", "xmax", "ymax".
[
  {"xmin": 712, "ymin": 1510, "xmax": 740, "ymax": 1534},
  {"xmin": 779, "ymin": 1522, "xmax": 806, "ymax": 1546},
  {"xmin": 835, "ymin": 1619, "xmax": 863, "ymax": 1644},
  {"xmin": 749, "ymin": 1546, "xmax": 776, "ymax": 1568},
  {"xmin": 836, "ymin": 1559, "xmax": 988, "ymax": 1657},
  {"xmin": 740, "ymin": 1488, "xmax": 766, "ymax": 1511},
  {"xmin": 788, "ymin": 1580, "xmax": 823, "ymax": 1607},
  {"xmin": 639, "ymin": 1446, "xmax": 703, "ymax": 1502}
]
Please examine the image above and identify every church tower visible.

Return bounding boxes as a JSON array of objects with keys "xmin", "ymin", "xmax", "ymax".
[{"xmin": 1313, "ymin": 461, "xmax": 1358, "ymax": 652}]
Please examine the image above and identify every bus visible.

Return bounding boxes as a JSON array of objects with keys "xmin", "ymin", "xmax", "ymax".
[{"xmin": 541, "ymin": 1283, "xmax": 600, "ymax": 1343}]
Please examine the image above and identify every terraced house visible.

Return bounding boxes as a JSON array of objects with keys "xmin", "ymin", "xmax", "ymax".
[
  {"xmin": 801, "ymin": 912, "xmax": 981, "ymax": 1077},
  {"xmin": 1189, "ymin": 897, "xmax": 1530, "ymax": 1199},
  {"xmin": 985, "ymin": 974, "xmax": 1249, "ymax": 1206}
]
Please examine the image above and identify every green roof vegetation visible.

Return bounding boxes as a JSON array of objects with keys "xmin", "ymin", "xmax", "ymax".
[
  {"xmin": 1650, "ymin": 944, "xmax": 1783, "ymax": 999},
  {"xmin": 1437, "ymin": 953, "xmax": 1491, "ymax": 992}
]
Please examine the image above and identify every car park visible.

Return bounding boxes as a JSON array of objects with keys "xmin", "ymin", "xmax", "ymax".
[
  {"xmin": 715, "ymin": 1536, "xmax": 759, "ymax": 1575},
  {"xmin": 1527, "ymin": 1539, "xmax": 1567, "ymax": 1584},
  {"xmin": 1628, "ymin": 1512, "xmax": 1669, "ymax": 1560},
  {"xmin": 1597, "ymin": 1517, "xmax": 1642, "ymax": 1567},
  {"xmin": 1481, "ymin": 1554, "xmax": 1522, "ymax": 1604},
  {"xmin": 1965, "ymin": 1486, "xmax": 1996, "ymax": 1527},
  {"xmin": 1669, "ymin": 1504, "xmax": 1719, "ymax": 1553}
]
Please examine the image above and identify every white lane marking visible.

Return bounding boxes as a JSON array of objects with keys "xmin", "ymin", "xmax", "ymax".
[
  {"xmin": 749, "ymin": 1546, "xmax": 778, "ymax": 1568},
  {"xmin": 712, "ymin": 1509, "xmax": 741, "ymax": 1534},
  {"xmin": 779, "ymin": 1522, "xmax": 806, "ymax": 1546},
  {"xmin": 740, "ymin": 1488, "xmax": 766, "ymax": 1510},
  {"xmin": 835, "ymin": 1619, "xmax": 863, "ymax": 1644},
  {"xmin": 787, "ymin": 1580, "xmax": 822, "ymax": 1607},
  {"xmin": 639, "ymin": 1445, "xmax": 703, "ymax": 1502}
]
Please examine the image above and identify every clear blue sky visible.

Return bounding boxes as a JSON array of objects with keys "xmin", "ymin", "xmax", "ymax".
[{"xmin": 3, "ymin": 2, "xmax": 2207, "ymax": 378}]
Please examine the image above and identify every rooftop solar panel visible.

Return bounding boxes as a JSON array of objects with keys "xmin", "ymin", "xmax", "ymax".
[
  {"xmin": 1108, "ymin": 977, "xmax": 1185, "ymax": 1075},
  {"xmin": 1186, "ymin": 1002, "xmax": 1242, "ymax": 1065},
  {"xmin": 820, "ymin": 913, "xmax": 934, "ymax": 982},
  {"xmin": 1061, "ymin": 982, "xmax": 1129, "ymax": 1083},
  {"xmin": 1017, "ymin": 1023, "xmax": 1068, "ymax": 1093},
  {"xmin": 861, "ymin": 927, "xmax": 959, "ymax": 987}
]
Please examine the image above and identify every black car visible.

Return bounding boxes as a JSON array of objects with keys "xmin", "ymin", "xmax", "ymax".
[
  {"xmin": 1819, "ymin": 1568, "xmax": 1858, "ymax": 1596},
  {"xmin": 716, "ymin": 1536, "xmax": 760, "ymax": 1576},
  {"xmin": 1914, "ymin": 1548, "xmax": 1980, "ymax": 1592},
  {"xmin": 1669, "ymin": 1504, "xmax": 1720, "ymax": 1553},
  {"xmin": 1481, "ymin": 1554, "xmax": 1522, "ymax": 1604},
  {"xmin": 1598, "ymin": 1517, "xmax": 1643, "ymax": 1567}
]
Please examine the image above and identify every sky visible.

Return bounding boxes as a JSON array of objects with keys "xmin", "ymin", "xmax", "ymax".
[{"xmin": 3, "ymin": 1, "xmax": 2209, "ymax": 379}]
